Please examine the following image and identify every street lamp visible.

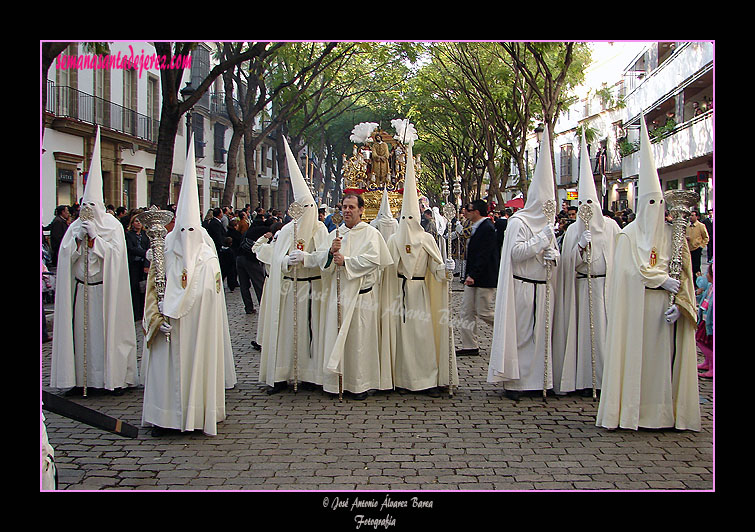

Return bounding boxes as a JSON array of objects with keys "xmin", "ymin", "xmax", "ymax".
[
  {"xmin": 534, "ymin": 123, "xmax": 545, "ymax": 164},
  {"xmin": 180, "ymin": 82, "xmax": 196, "ymax": 156}
]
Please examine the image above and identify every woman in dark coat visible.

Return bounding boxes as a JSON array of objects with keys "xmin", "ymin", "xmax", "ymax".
[{"xmin": 125, "ymin": 215, "xmax": 150, "ymax": 320}]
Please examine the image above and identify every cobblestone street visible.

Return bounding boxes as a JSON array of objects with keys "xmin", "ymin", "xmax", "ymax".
[{"xmin": 41, "ymin": 280, "xmax": 714, "ymax": 494}]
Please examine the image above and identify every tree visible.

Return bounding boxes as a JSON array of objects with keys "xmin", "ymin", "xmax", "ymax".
[
  {"xmin": 499, "ymin": 42, "xmax": 591, "ymax": 197},
  {"xmin": 150, "ymin": 42, "xmax": 278, "ymax": 209}
]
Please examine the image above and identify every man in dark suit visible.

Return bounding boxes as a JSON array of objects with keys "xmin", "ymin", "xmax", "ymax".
[
  {"xmin": 457, "ymin": 199, "xmax": 499, "ymax": 356},
  {"xmin": 44, "ymin": 205, "xmax": 71, "ymax": 267},
  {"xmin": 206, "ymin": 207, "xmax": 226, "ymax": 254},
  {"xmin": 236, "ymin": 216, "xmax": 270, "ymax": 320}
]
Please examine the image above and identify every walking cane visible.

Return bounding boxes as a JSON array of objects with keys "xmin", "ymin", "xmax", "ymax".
[
  {"xmin": 287, "ymin": 201, "xmax": 305, "ymax": 394},
  {"xmin": 330, "ymin": 211, "xmax": 344, "ymax": 401},
  {"xmin": 578, "ymin": 203, "xmax": 597, "ymax": 401},
  {"xmin": 542, "ymin": 199, "xmax": 557, "ymax": 402},
  {"xmin": 442, "ymin": 186, "xmax": 457, "ymax": 398},
  {"xmin": 79, "ymin": 205, "xmax": 95, "ymax": 398}
]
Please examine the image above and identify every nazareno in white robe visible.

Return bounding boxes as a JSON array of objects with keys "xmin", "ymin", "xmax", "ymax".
[
  {"xmin": 382, "ymin": 231, "xmax": 458, "ymax": 391},
  {"xmin": 316, "ymin": 221, "xmax": 394, "ymax": 395},
  {"xmin": 255, "ymin": 219, "xmax": 332, "ymax": 387},
  {"xmin": 488, "ymin": 216, "xmax": 559, "ymax": 391},
  {"xmin": 50, "ymin": 218, "xmax": 138, "ymax": 391},
  {"xmin": 140, "ymin": 236, "xmax": 234, "ymax": 436},
  {"xmin": 552, "ymin": 215, "xmax": 620, "ymax": 393},
  {"xmin": 595, "ymin": 223, "xmax": 700, "ymax": 431}
]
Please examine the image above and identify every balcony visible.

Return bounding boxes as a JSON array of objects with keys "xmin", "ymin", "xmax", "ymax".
[
  {"xmin": 621, "ymin": 110, "xmax": 713, "ymax": 178},
  {"xmin": 45, "ymin": 80, "xmax": 159, "ymax": 143}
]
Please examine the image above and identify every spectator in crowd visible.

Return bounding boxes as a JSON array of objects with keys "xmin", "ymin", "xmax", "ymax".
[
  {"xmin": 125, "ymin": 213, "xmax": 150, "ymax": 321},
  {"xmin": 44, "ymin": 205, "xmax": 71, "ymax": 267}
]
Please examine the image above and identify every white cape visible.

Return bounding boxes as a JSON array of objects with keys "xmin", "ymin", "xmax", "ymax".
[
  {"xmin": 596, "ymin": 223, "xmax": 700, "ymax": 431},
  {"xmin": 552, "ymin": 216, "xmax": 620, "ymax": 393},
  {"xmin": 141, "ymin": 240, "xmax": 233, "ymax": 436},
  {"xmin": 50, "ymin": 219, "xmax": 137, "ymax": 391}
]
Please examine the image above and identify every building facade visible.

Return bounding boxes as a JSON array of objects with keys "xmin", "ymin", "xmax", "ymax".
[{"xmin": 42, "ymin": 41, "xmax": 282, "ymax": 226}]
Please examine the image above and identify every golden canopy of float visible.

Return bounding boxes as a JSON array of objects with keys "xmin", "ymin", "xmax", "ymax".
[{"xmin": 342, "ymin": 120, "xmax": 421, "ymax": 222}]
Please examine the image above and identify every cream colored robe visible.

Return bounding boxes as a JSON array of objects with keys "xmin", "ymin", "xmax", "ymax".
[
  {"xmin": 596, "ymin": 223, "xmax": 700, "ymax": 431},
  {"xmin": 140, "ymin": 242, "xmax": 233, "ymax": 436},
  {"xmin": 255, "ymin": 221, "xmax": 331, "ymax": 387},
  {"xmin": 488, "ymin": 216, "xmax": 559, "ymax": 391},
  {"xmin": 317, "ymin": 222, "xmax": 393, "ymax": 394},
  {"xmin": 50, "ymin": 220, "xmax": 137, "ymax": 391},
  {"xmin": 552, "ymin": 216, "xmax": 620, "ymax": 393},
  {"xmin": 382, "ymin": 232, "xmax": 458, "ymax": 391}
]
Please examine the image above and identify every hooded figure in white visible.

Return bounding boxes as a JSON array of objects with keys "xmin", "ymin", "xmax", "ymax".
[
  {"xmin": 487, "ymin": 126, "xmax": 560, "ymax": 395},
  {"xmin": 141, "ymin": 136, "xmax": 235, "ymax": 436},
  {"xmin": 370, "ymin": 186, "xmax": 399, "ymax": 242},
  {"xmin": 596, "ymin": 119, "xmax": 700, "ymax": 431},
  {"xmin": 254, "ymin": 136, "xmax": 331, "ymax": 392},
  {"xmin": 382, "ymin": 145, "xmax": 458, "ymax": 394},
  {"xmin": 552, "ymin": 132, "xmax": 621, "ymax": 395},
  {"xmin": 50, "ymin": 126, "xmax": 138, "ymax": 393}
]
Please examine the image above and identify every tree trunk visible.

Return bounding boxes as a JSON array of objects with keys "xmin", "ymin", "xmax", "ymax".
[
  {"xmin": 152, "ymin": 101, "xmax": 182, "ymax": 208},
  {"xmin": 222, "ymin": 126, "xmax": 243, "ymax": 207},
  {"xmin": 244, "ymin": 129, "xmax": 259, "ymax": 209}
]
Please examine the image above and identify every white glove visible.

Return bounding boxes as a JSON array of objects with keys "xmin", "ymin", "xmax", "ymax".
[
  {"xmin": 539, "ymin": 224, "xmax": 555, "ymax": 242},
  {"xmin": 159, "ymin": 321, "xmax": 173, "ymax": 335},
  {"xmin": 158, "ymin": 301, "xmax": 164, "ymax": 315},
  {"xmin": 543, "ymin": 247, "xmax": 559, "ymax": 261},
  {"xmin": 445, "ymin": 259, "xmax": 456, "ymax": 271},
  {"xmin": 287, "ymin": 249, "xmax": 304, "ymax": 266},
  {"xmin": 81, "ymin": 220, "xmax": 97, "ymax": 240},
  {"xmin": 578, "ymin": 230, "xmax": 592, "ymax": 249},
  {"xmin": 145, "ymin": 248, "xmax": 153, "ymax": 262},
  {"xmin": 660, "ymin": 276, "xmax": 680, "ymax": 294},
  {"xmin": 664, "ymin": 305, "xmax": 680, "ymax": 324}
]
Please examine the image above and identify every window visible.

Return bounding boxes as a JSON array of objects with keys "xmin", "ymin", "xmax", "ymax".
[
  {"xmin": 123, "ymin": 68, "xmax": 137, "ymax": 135},
  {"xmin": 214, "ymin": 123, "xmax": 227, "ymax": 164},
  {"xmin": 190, "ymin": 46, "xmax": 210, "ymax": 110},
  {"xmin": 147, "ymin": 74, "xmax": 159, "ymax": 142},
  {"xmin": 193, "ymin": 114, "xmax": 205, "ymax": 158},
  {"xmin": 560, "ymin": 144, "xmax": 573, "ymax": 179}
]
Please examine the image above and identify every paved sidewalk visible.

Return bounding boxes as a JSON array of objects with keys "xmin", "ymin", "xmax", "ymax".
[{"xmin": 41, "ymin": 281, "xmax": 714, "ymax": 492}]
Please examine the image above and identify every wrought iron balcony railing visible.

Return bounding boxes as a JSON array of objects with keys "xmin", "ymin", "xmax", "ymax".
[{"xmin": 45, "ymin": 80, "xmax": 159, "ymax": 143}]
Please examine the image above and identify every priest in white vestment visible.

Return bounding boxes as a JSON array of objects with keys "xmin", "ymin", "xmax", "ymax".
[
  {"xmin": 552, "ymin": 132, "xmax": 621, "ymax": 396},
  {"xmin": 596, "ymin": 119, "xmax": 700, "ymax": 431},
  {"xmin": 382, "ymin": 145, "xmax": 458, "ymax": 396},
  {"xmin": 316, "ymin": 193, "xmax": 394, "ymax": 399},
  {"xmin": 50, "ymin": 126, "xmax": 138, "ymax": 395},
  {"xmin": 140, "ymin": 137, "xmax": 235, "ymax": 437},
  {"xmin": 255, "ymin": 137, "xmax": 331, "ymax": 394},
  {"xmin": 487, "ymin": 126, "xmax": 560, "ymax": 400}
]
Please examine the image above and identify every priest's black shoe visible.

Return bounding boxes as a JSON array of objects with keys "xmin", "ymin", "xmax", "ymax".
[
  {"xmin": 350, "ymin": 391, "xmax": 368, "ymax": 400},
  {"xmin": 455, "ymin": 348, "xmax": 479, "ymax": 356},
  {"xmin": 64, "ymin": 387, "xmax": 84, "ymax": 397},
  {"xmin": 504, "ymin": 389, "xmax": 521, "ymax": 402},
  {"xmin": 426, "ymin": 387, "xmax": 442, "ymax": 398},
  {"xmin": 266, "ymin": 382, "xmax": 288, "ymax": 395},
  {"xmin": 251, "ymin": 341, "xmax": 262, "ymax": 351}
]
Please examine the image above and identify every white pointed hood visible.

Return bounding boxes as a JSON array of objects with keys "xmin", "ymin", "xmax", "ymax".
[
  {"xmin": 394, "ymin": 144, "xmax": 425, "ymax": 273},
  {"xmin": 575, "ymin": 130, "xmax": 606, "ymax": 237},
  {"xmin": 163, "ymin": 135, "xmax": 216, "ymax": 319},
  {"xmin": 78, "ymin": 126, "xmax": 121, "ymax": 239},
  {"xmin": 513, "ymin": 125, "xmax": 556, "ymax": 234},
  {"xmin": 370, "ymin": 185, "xmax": 398, "ymax": 241},
  {"xmin": 283, "ymin": 136, "xmax": 318, "ymax": 247},
  {"xmin": 633, "ymin": 117, "xmax": 670, "ymax": 276}
]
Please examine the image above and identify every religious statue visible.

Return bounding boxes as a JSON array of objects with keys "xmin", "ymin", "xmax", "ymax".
[{"xmin": 371, "ymin": 134, "xmax": 391, "ymax": 185}]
